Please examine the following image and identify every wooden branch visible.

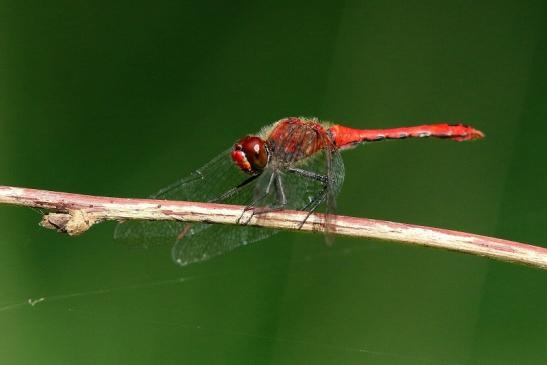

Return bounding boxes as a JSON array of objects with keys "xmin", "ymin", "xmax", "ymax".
[{"xmin": 0, "ymin": 185, "xmax": 545, "ymax": 270}]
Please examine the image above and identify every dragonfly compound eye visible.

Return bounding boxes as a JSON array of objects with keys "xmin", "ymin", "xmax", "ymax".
[{"xmin": 231, "ymin": 136, "xmax": 268, "ymax": 174}]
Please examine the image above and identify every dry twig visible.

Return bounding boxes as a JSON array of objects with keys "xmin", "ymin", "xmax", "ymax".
[{"xmin": 0, "ymin": 185, "xmax": 545, "ymax": 270}]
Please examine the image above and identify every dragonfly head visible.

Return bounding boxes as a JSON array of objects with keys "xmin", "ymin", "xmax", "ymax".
[{"xmin": 231, "ymin": 136, "xmax": 269, "ymax": 174}]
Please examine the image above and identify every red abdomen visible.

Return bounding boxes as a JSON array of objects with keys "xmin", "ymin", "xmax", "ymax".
[{"xmin": 329, "ymin": 123, "xmax": 484, "ymax": 149}]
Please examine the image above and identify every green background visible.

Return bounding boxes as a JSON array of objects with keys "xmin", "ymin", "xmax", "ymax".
[{"xmin": 1, "ymin": 1, "xmax": 546, "ymax": 364}]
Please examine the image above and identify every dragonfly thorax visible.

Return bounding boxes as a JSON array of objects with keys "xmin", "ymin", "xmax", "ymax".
[{"xmin": 231, "ymin": 136, "xmax": 270, "ymax": 174}]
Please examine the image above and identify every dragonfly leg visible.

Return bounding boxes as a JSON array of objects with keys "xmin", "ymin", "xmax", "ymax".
[
  {"xmin": 275, "ymin": 172, "xmax": 288, "ymax": 206},
  {"xmin": 211, "ymin": 174, "xmax": 259, "ymax": 203},
  {"xmin": 297, "ymin": 186, "xmax": 328, "ymax": 229},
  {"xmin": 249, "ymin": 173, "xmax": 289, "ymax": 212},
  {"xmin": 287, "ymin": 167, "xmax": 332, "ymax": 229},
  {"xmin": 236, "ymin": 172, "xmax": 277, "ymax": 225},
  {"xmin": 237, "ymin": 173, "xmax": 289, "ymax": 225},
  {"xmin": 287, "ymin": 167, "xmax": 328, "ymax": 184}
]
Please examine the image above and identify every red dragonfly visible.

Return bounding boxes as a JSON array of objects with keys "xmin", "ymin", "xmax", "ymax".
[{"xmin": 115, "ymin": 117, "xmax": 483, "ymax": 266}]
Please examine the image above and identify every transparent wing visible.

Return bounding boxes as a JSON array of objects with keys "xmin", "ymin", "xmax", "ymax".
[
  {"xmin": 114, "ymin": 148, "xmax": 278, "ymax": 264},
  {"xmin": 169, "ymin": 148, "xmax": 345, "ymax": 267},
  {"xmin": 170, "ymin": 211, "xmax": 277, "ymax": 266},
  {"xmin": 321, "ymin": 131, "xmax": 345, "ymax": 240}
]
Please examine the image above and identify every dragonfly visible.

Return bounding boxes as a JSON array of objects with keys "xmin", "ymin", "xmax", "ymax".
[{"xmin": 115, "ymin": 117, "xmax": 484, "ymax": 266}]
